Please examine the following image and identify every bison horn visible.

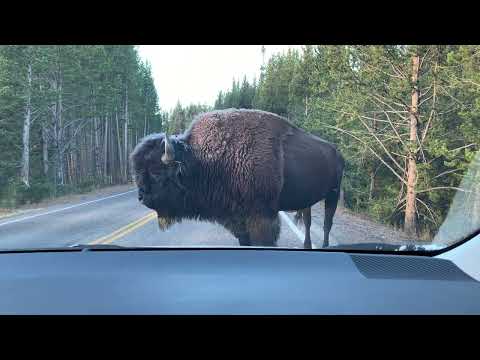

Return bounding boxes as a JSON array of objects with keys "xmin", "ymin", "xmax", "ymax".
[{"xmin": 161, "ymin": 133, "xmax": 175, "ymax": 164}]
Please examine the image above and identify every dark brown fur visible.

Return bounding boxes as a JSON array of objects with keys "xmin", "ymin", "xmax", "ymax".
[{"xmin": 131, "ymin": 109, "xmax": 344, "ymax": 247}]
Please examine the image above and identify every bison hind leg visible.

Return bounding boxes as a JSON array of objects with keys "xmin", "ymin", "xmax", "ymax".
[
  {"xmin": 292, "ymin": 209, "xmax": 312, "ymax": 249},
  {"xmin": 221, "ymin": 218, "xmax": 251, "ymax": 246},
  {"xmin": 246, "ymin": 214, "xmax": 280, "ymax": 247},
  {"xmin": 302, "ymin": 208, "xmax": 312, "ymax": 249},
  {"xmin": 323, "ymin": 190, "xmax": 340, "ymax": 248},
  {"xmin": 293, "ymin": 211, "xmax": 303, "ymax": 226}
]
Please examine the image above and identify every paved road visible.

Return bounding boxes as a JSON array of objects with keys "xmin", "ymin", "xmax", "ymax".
[{"xmin": 0, "ymin": 188, "xmax": 307, "ymax": 250}]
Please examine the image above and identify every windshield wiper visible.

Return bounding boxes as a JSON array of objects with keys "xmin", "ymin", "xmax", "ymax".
[
  {"xmin": 68, "ymin": 244, "xmax": 127, "ymax": 251},
  {"xmin": 0, "ymin": 243, "xmax": 128, "ymax": 253},
  {"xmin": 326, "ymin": 243, "xmax": 406, "ymax": 251}
]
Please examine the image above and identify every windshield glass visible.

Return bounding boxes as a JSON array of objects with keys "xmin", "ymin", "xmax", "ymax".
[{"xmin": 0, "ymin": 45, "xmax": 479, "ymax": 252}]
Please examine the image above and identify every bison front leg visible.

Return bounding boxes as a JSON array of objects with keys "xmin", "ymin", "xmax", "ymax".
[{"xmin": 246, "ymin": 215, "xmax": 280, "ymax": 247}]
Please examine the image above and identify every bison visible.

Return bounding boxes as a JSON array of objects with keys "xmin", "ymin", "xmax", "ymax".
[{"xmin": 131, "ymin": 109, "xmax": 344, "ymax": 248}]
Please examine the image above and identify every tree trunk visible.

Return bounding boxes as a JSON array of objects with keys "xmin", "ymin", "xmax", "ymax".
[
  {"xmin": 51, "ymin": 72, "xmax": 65, "ymax": 189},
  {"xmin": 103, "ymin": 115, "xmax": 109, "ymax": 183},
  {"xmin": 115, "ymin": 110, "xmax": 123, "ymax": 182},
  {"xmin": 135, "ymin": 126, "xmax": 138, "ymax": 148},
  {"xmin": 56, "ymin": 143, "xmax": 64, "ymax": 187},
  {"xmin": 89, "ymin": 120, "xmax": 94, "ymax": 179},
  {"xmin": 404, "ymin": 54, "xmax": 420, "ymax": 237},
  {"xmin": 369, "ymin": 111, "xmax": 378, "ymax": 203},
  {"xmin": 93, "ymin": 116, "xmax": 101, "ymax": 179},
  {"xmin": 369, "ymin": 170, "xmax": 375, "ymax": 202},
  {"xmin": 20, "ymin": 62, "xmax": 32, "ymax": 187},
  {"xmin": 110, "ymin": 114, "xmax": 115, "ymax": 185},
  {"xmin": 67, "ymin": 146, "xmax": 73, "ymax": 186},
  {"xmin": 143, "ymin": 112, "xmax": 148, "ymax": 137},
  {"xmin": 42, "ymin": 123, "xmax": 49, "ymax": 178},
  {"xmin": 57, "ymin": 80, "xmax": 65, "ymax": 187},
  {"xmin": 124, "ymin": 84, "xmax": 129, "ymax": 183},
  {"xmin": 75, "ymin": 128, "xmax": 82, "ymax": 184}
]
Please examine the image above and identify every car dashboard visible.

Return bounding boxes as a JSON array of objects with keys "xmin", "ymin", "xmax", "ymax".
[{"xmin": 0, "ymin": 247, "xmax": 479, "ymax": 314}]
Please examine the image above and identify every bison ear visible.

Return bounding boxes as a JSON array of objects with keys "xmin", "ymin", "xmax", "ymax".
[{"xmin": 161, "ymin": 133, "xmax": 175, "ymax": 164}]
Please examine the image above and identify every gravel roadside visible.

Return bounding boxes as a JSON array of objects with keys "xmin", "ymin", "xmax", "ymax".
[{"xmin": 290, "ymin": 201, "xmax": 423, "ymax": 246}]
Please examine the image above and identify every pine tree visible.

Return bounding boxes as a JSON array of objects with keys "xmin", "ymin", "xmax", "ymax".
[{"xmin": 0, "ymin": 45, "xmax": 160, "ymax": 206}]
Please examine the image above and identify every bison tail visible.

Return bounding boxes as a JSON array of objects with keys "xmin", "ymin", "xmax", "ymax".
[{"xmin": 294, "ymin": 210, "xmax": 304, "ymax": 227}]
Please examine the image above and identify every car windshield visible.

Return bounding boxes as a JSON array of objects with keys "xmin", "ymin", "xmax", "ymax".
[{"xmin": 0, "ymin": 45, "xmax": 479, "ymax": 252}]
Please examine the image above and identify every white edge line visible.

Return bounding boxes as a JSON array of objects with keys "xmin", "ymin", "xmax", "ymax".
[
  {"xmin": 0, "ymin": 189, "xmax": 137, "ymax": 227},
  {"xmin": 279, "ymin": 211, "xmax": 318, "ymax": 249}
]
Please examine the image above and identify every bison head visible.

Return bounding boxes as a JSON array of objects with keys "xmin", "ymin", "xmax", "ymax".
[{"xmin": 130, "ymin": 132, "xmax": 187, "ymax": 224}]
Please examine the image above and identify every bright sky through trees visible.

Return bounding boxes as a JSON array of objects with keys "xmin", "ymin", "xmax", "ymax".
[{"xmin": 136, "ymin": 45, "xmax": 301, "ymax": 112}]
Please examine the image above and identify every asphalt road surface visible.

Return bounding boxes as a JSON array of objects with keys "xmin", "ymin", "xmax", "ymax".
[{"xmin": 0, "ymin": 188, "xmax": 309, "ymax": 250}]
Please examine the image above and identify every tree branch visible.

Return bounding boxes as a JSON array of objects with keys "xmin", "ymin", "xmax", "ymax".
[
  {"xmin": 448, "ymin": 143, "xmax": 477, "ymax": 152},
  {"xmin": 415, "ymin": 132, "xmax": 427, "ymax": 164},
  {"xmin": 355, "ymin": 115, "xmax": 406, "ymax": 174},
  {"xmin": 363, "ymin": 62, "xmax": 404, "ymax": 79},
  {"xmin": 359, "ymin": 113, "xmax": 409, "ymax": 126},
  {"xmin": 432, "ymin": 168, "xmax": 463, "ymax": 180},
  {"xmin": 417, "ymin": 186, "xmax": 468, "ymax": 194},
  {"xmin": 321, "ymin": 123, "xmax": 408, "ymax": 185},
  {"xmin": 416, "ymin": 197, "xmax": 438, "ymax": 225},
  {"xmin": 460, "ymin": 78, "xmax": 480, "ymax": 88},
  {"xmin": 382, "ymin": 110, "xmax": 408, "ymax": 149},
  {"xmin": 418, "ymin": 94, "xmax": 434, "ymax": 108},
  {"xmin": 371, "ymin": 93, "xmax": 409, "ymax": 114}
]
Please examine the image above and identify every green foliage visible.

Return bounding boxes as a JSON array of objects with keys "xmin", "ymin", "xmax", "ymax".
[
  {"xmin": 167, "ymin": 102, "xmax": 212, "ymax": 134},
  {"xmin": 254, "ymin": 49, "xmax": 301, "ymax": 118},
  {"xmin": 14, "ymin": 181, "xmax": 55, "ymax": 205},
  {"xmin": 215, "ymin": 76, "xmax": 257, "ymax": 110},
  {"xmin": 0, "ymin": 45, "xmax": 160, "ymax": 207},
  {"xmin": 370, "ymin": 196, "xmax": 398, "ymax": 223}
]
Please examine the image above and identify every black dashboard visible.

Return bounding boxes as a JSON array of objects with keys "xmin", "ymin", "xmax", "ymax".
[{"xmin": 0, "ymin": 248, "xmax": 478, "ymax": 314}]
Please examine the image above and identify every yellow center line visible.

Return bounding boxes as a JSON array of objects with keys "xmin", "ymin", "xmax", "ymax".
[{"xmin": 89, "ymin": 212, "xmax": 157, "ymax": 245}]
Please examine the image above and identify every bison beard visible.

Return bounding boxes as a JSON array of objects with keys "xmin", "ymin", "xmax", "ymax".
[{"xmin": 131, "ymin": 109, "xmax": 344, "ymax": 248}]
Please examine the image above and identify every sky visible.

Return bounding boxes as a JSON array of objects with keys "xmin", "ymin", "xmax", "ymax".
[{"xmin": 136, "ymin": 45, "xmax": 303, "ymax": 113}]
